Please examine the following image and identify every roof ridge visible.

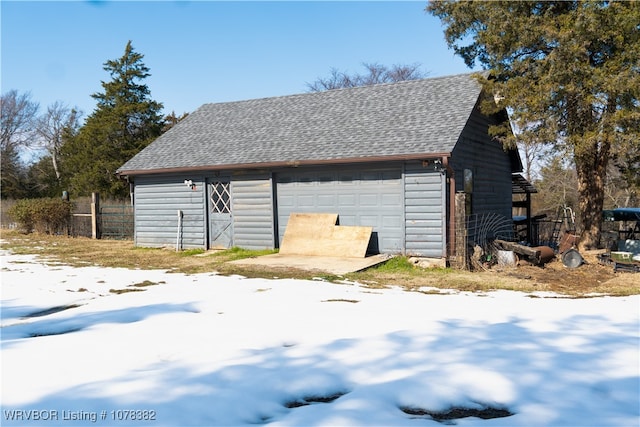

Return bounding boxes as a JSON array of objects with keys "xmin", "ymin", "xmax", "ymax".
[{"xmin": 198, "ymin": 71, "xmax": 482, "ymax": 109}]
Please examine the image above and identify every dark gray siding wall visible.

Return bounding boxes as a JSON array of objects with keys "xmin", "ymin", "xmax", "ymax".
[
  {"xmin": 404, "ymin": 161, "xmax": 446, "ymax": 257},
  {"xmin": 231, "ymin": 172, "xmax": 274, "ymax": 250},
  {"xmin": 133, "ymin": 174, "xmax": 206, "ymax": 248},
  {"xmin": 450, "ymin": 104, "xmax": 513, "ymax": 219}
]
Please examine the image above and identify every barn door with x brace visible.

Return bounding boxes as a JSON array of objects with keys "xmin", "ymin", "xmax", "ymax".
[{"xmin": 207, "ymin": 179, "xmax": 233, "ymax": 249}]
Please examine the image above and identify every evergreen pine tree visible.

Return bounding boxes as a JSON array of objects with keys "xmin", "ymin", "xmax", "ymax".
[
  {"xmin": 428, "ymin": 0, "xmax": 640, "ymax": 249},
  {"xmin": 62, "ymin": 41, "xmax": 163, "ymax": 199}
]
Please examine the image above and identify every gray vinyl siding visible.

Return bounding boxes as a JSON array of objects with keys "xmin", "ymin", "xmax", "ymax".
[
  {"xmin": 404, "ymin": 161, "xmax": 446, "ymax": 257},
  {"xmin": 231, "ymin": 172, "xmax": 275, "ymax": 250},
  {"xmin": 451, "ymin": 103, "xmax": 513, "ymax": 219},
  {"xmin": 133, "ymin": 175, "xmax": 206, "ymax": 249}
]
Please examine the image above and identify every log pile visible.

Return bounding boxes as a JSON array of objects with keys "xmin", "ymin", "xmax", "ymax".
[{"xmin": 493, "ymin": 239, "xmax": 555, "ymax": 266}]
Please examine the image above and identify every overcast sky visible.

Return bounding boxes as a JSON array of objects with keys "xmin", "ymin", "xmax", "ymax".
[{"xmin": 2, "ymin": 1, "xmax": 480, "ymax": 118}]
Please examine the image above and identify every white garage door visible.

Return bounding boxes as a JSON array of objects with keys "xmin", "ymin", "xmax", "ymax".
[{"xmin": 276, "ymin": 166, "xmax": 404, "ymax": 254}]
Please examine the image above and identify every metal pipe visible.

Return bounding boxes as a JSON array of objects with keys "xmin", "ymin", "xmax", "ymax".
[{"xmin": 176, "ymin": 210, "xmax": 183, "ymax": 252}]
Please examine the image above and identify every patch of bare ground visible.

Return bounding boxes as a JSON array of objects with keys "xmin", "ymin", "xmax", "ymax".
[
  {"xmin": 1, "ymin": 231, "xmax": 638, "ymax": 296},
  {"xmin": 500, "ymin": 250, "xmax": 640, "ymax": 296}
]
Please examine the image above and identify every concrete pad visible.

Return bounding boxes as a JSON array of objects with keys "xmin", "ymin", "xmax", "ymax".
[{"xmin": 229, "ymin": 253, "xmax": 392, "ymax": 275}]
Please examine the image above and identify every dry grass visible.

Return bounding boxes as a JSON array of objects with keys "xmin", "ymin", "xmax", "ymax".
[
  {"xmin": 0, "ymin": 230, "xmax": 287, "ymax": 276},
  {"xmin": 1, "ymin": 230, "xmax": 638, "ymax": 296}
]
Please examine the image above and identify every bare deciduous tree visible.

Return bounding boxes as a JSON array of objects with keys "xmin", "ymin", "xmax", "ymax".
[
  {"xmin": 605, "ymin": 158, "xmax": 639, "ymax": 208},
  {"xmin": 1, "ymin": 90, "xmax": 39, "ymax": 198},
  {"xmin": 533, "ymin": 156, "xmax": 579, "ymax": 219},
  {"xmin": 35, "ymin": 102, "xmax": 82, "ymax": 181},
  {"xmin": 1, "ymin": 90, "xmax": 39, "ymax": 152},
  {"xmin": 307, "ymin": 62, "xmax": 428, "ymax": 92},
  {"xmin": 519, "ymin": 141, "xmax": 546, "ymax": 183}
]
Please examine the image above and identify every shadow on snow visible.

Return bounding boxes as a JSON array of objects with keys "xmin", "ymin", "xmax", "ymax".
[{"xmin": 3, "ymin": 314, "xmax": 638, "ymax": 426}]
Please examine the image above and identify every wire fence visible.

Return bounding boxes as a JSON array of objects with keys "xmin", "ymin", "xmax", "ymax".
[
  {"xmin": 0, "ymin": 199, "xmax": 18, "ymax": 231},
  {"xmin": 454, "ymin": 212, "xmax": 517, "ymax": 270},
  {"xmin": 100, "ymin": 204, "xmax": 134, "ymax": 240}
]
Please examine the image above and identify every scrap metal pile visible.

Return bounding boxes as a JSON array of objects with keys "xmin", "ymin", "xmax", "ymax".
[
  {"xmin": 466, "ymin": 208, "xmax": 640, "ymax": 273},
  {"xmin": 598, "ymin": 208, "xmax": 640, "ymax": 273}
]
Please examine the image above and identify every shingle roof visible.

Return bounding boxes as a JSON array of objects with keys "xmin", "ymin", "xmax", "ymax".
[{"xmin": 117, "ymin": 72, "xmax": 483, "ymax": 175}]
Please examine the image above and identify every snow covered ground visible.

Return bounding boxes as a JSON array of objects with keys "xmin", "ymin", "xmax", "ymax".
[{"xmin": 1, "ymin": 250, "xmax": 639, "ymax": 426}]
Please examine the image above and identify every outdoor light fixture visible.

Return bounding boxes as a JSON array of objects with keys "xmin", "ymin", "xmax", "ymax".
[
  {"xmin": 184, "ymin": 179, "xmax": 196, "ymax": 190},
  {"xmin": 422, "ymin": 159, "xmax": 444, "ymax": 172}
]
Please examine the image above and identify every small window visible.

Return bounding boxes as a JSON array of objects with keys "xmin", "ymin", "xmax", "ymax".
[
  {"xmin": 464, "ymin": 169, "xmax": 473, "ymax": 215},
  {"xmin": 210, "ymin": 182, "xmax": 231, "ymax": 213},
  {"xmin": 464, "ymin": 169, "xmax": 473, "ymax": 194}
]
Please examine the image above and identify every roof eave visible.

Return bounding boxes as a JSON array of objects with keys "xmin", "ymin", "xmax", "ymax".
[{"xmin": 117, "ymin": 152, "xmax": 453, "ymax": 177}]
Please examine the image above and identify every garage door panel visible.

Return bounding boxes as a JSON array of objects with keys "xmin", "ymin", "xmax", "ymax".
[
  {"xmin": 382, "ymin": 193, "xmax": 403, "ymax": 206},
  {"xmin": 382, "ymin": 170, "xmax": 401, "ymax": 180},
  {"xmin": 360, "ymin": 171, "xmax": 381, "ymax": 181},
  {"xmin": 359, "ymin": 215, "xmax": 380, "ymax": 227},
  {"xmin": 359, "ymin": 194, "xmax": 379, "ymax": 206},
  {"xmin": 337, "ymin": 215, "xmax": 356, "ymax": 225},
  {"xmin": 276, "ymin": 167, "xmax": 403, "ymax": 254},
  {"xmin": 298, "ymin": 195, "xmax": 315, "ymax": 207},
  {"xmin": 317, "ymin": 194, "xmax": 336, "ymax": 207},
  {"xmin": 383, "ymin": 215, "xmax": 403, "ymax": 228},
  {"xmin": 338, "ymin": 194, "xmax": 356, "ymax": 206},
  {"xmin": 278, "ymin": 195, "xmax": 294, "ymax": 207},
  {"xmin": 381, "ymin": 236, "xmax": 402, "ymax": 252}
]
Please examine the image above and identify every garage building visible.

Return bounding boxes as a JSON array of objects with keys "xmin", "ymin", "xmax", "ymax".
[{"xmin": 116, "ymin": 73, "xmax": 522, "ymax": 261}]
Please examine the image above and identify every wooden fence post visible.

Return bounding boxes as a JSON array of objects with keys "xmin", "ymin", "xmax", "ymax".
[
  {"xmin": 455, "ymin": 192, "xmax": 467, "ymax": 270},
  {"xmin": 91, "ymin": 192, "xmax": 101, "ymax": 239}
]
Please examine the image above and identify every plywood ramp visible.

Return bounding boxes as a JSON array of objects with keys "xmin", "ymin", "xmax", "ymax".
[
  {"xmin": 279, "ymin": 213, "xmax": 338, "ymax": 254},
  {"xmin": 279, "ymin": 213, "xmax": 372, "ymax": 258}
]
